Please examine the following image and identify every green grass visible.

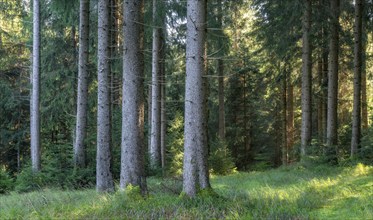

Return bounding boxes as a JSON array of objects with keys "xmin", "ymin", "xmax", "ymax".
[{"xmin": 1, "ymin": 163, "xmax": 372, "ymax": 219}]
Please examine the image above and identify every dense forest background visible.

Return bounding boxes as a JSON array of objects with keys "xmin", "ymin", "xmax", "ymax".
[{"xmin": 1, "ymin": 0, "xmax": 373, "ymax": 194}]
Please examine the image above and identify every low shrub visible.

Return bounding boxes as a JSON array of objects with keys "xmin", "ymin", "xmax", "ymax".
[
  {"xmin": 0, "ymin": 167, "xmax": 13, "ymax": 193},
  {"xmin": 209, "ymin": 139, "xmax": 236, "ymax": 175}
]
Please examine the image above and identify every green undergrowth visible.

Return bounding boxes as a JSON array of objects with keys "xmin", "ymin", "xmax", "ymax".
[{"xmin": 0, "ymin": 163, "xmax": 372, "ymax": 219}]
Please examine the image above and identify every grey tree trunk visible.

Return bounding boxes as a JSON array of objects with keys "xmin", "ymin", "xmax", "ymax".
[
  {"xmin": 361, "ymin": 18, "xmax": 368, "ymax": 130},
  {"xmin": 317, "ymin": 57, "xmax": 323, "ymax": 140},
  {"xmin": 197, "ymin": 23, "xmax": 210, "ymax": 190},
  {"xmin": 183, "ymin": 0, "xmax": 210, "ymax": 197},
  {"xmin": 217, "ymin": 0, "xmax": 225, "ymax": 140},
  {"xmin": 326, "ymin": 0, "xmax": 340, "ymax": 147},
  {"xmin": 321, "ymin": 37, "xmax": 328, "ymax": 143},
  {"xmin": 148, "ymin": 85, "xmax": 152, "ymax": 156},
  {"xmin": 120, "ymin": 0, "xmax": 146, "ymax": 193},
  {"xmin": 361, "ymin": 52, "xmax": 368, "ymax": 129},
  {"xmin": 282, "ymin": 69, "xmax": 288, "ymax": 165},
  {"xmin": 97, "ymin": 0, "xmax": 114, "ymax": 192},
  {"xmin": 150, "ymin": 0, "xmax": 162, "ymax": 169},
  {"xmin": 287, "ymin": 81, "xmax": 294, "ymax": 160},
  {"xmin": 351, "ymin": 0, "xmax": 363, "ymax": 157},
  {"xmin": 31, "ymin": 0, "xmax": 41, "ymax": 172},
  {"xmin": 160, "ymin": 29, "xmax": 166, "ymax": 170},
  {"xmin": 218, "ymin": 59, "xmax": 225, "ymax": 140},
  {"xmin": 74, "ymin": 0, "xmax": 89, "ymax": 168},
  {"xmin": 301, "ymin": 0, "xmax": 312, "ymax": 157}
]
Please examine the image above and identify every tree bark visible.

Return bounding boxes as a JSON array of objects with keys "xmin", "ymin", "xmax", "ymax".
[
  {"xmin": 301, "ymin": 0, "xmax": 312, "ymax": 157},
  {"xmin": 217, "ymin": 0, "xmax": 225, "ymax": 140},
  {"xmin": 160, "ymin": 29, "xmax": 166, "ymax": 170},
  {"xmin": 31, "ymin": 0, "xmax": 41, "ymax": 172},
  {"xmin": 97, "ymin": 0, "xmax": 114, "ymax": 192},
  {"xmin": 74, "ymin": 0, "xmax": 89, "ymax": 168},
  {"xmin": 287, "ymin": 80, "xmax": 294, "ymax": 161},
  {"xmin": 326, "ymin": 0, "xmax": 340, "ymax": 147},
  {"xmin": 282, "ymin": 68, "xmax": 288, "ymax": 165},
  {"xmin": 183, "ymin": 0, "xmax": 209, "ymax": 197},
  {"xmin": 361, "ymin": 17, "xmax": 368, "ymax": 130},
  {"xmin": 351, "ymin": 0, "xmax": 363, "ymax": 157},
  {"xmin": 321, "ymin": 34, "xmax": 328, "ymax": 143},
  {"xmin": 317, "ymin": 57, "xmax": 323, "ymax": 140},
  {"xmin": 120, "ymin": 0, "xmax": 146, "ymax": 193},
  {"xmin": 218, "ymin": 59, "xmax": 225, "ymax": 140},
  {"xmin": 150, "ymin": 0, "xmax": 162, "ymax": 169}
]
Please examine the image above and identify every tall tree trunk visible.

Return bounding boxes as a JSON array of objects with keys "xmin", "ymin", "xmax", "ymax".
[
  {"xmin": 150, "ymin": 0, "xmax": 162, "ymax": 169},
  {"xmin": 160, "ymin": 29, "xmax": 166, "ymax": 170},
  {"xmin": 351, "ymin": 0, "xmax": 363, "ymax": 157},
  {"xmin": 319, "ymin": 0, "xmax": 329, "ymax": 144},
  {"xmin": 326, "ymin": 0, "xmax": 340, "ymax": 147},
  {"xmin": 183, "ymin": 0, "xmax": 209, "ymax": 197},
  {"xmin": 31, "ymin": 0, "xmax": 41, "ymax": 172},
  {"xmin": 120, "ymin": 0, "xmax": 146, "ymax": 193},
  {"xmin": 198, "ymin": 7, "xmax": 210, "ymax": 189},
  {"xmin": 97, "ymin": 0, "xmax": 114, "ymax": 192},
  {"xmin": 218, "ymin": 60, "xmax": 225, "ymax": 140},
  {"xmin": 74, "ymin": 0, "xmax": 89, "ymax": 168},
  {"xmin": 301, "ymin": 0, "xmax": 312, "ymax": 157},
  {"xmin": 148, "ymin": 85, "xmax": 152, "ymax": 156},
  {"xmin": 361, "ymin": 17, "xmax": 368, "ymax": 130},
  {"xmin": 243, "ymin": 74, "xmax": 252, "ymax": 168},
  {"xmin": 287, "ymin": 80, "xmax": 294, "ymax": 161},
  {"xmin": 217, "ymin": 0, "xmax": 225, "ymax": 140},
  {"xmin": 282, "ymin": 68, "xmax": 288, "ymax": 165},
  {"xmin": 317, "ymin": 57, "xmax": 323, "ymax": 140}
]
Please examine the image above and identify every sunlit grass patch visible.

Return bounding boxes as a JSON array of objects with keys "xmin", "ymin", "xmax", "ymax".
[{"xmin": 1, "ymin": 163, "xmax": 372, "ymax": 219}]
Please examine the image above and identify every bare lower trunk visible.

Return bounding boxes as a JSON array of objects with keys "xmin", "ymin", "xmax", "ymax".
[
  {"xmin": 351, "ymin": 0, "xmax": 363, "ymax": 157},
  {"xmin": 361, "ymin": 19, "xmax": 368, "ymax": 130},
  {"xmin": 218, "ymin": 59, "xmax": 225, "ymax": 140},
  {"xmin": 287, "ymin": 81, "xmax": 294, "ymax": 160},
  {"xmin": 150, "ymin": 0, "xmax": 162, "ymax": 169},
  {"xmin": 361, "ymin": 58, "xmax": 368, "ymax": 130},
  {"xmin": 282, "ymin": 69, "xmax": 287, "ymax": 165},
  {"xmin": 301, "ymin": 0, "xmax": 312, "ymax": 157},
  {"xmin": 326, "ymin": 0, "xmax": 340, "ymax": 147},
  {"xmin": 217, "ymin": 0, "xmax": 225, "ymax": 140},
  {"xmin": 321, "ymin": 41, "xmax": 328, "ymax": 143},
  {"xmin": 160, "ymin": 30, "xmax": 166, "ymax": 170},
  {"xmin": 317, "ymin": 57, "xmax": 323, "ymax": 140},
  {"xmin": 183, "ymin": 0, "xmax": 209, "ymax": 197},
  {"xmin": 198, "ymin": 33, "xmax": 210, "ymax": 190},
  {"xmin": 97, "ymin": 0, "xmax": 114, "ymax": 192},
  {"xmin": 120, "ymin": 0, "xmax": 146, "ymax": 193},
  {"xmin": 74, "ymin": 0, "xmax": 89, "ymax": 168},
  {"xmin": 31, "ymin": 0, "xmax": 41, "ymax": 172}
]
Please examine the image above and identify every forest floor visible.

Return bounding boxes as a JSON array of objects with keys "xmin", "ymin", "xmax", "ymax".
[{"xmin": 1, "ymin": 163, "xmax": 372, "ymax": 219}]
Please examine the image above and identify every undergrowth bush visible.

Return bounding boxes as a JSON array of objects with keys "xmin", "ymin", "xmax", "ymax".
[
  {"xmin": 360, "ymin": 127, "xmax": 373, "ymax": 165},
  {"xmin": 15, "ymin": 167, "xmax": 46, "ymax": 192},
  {"xmin": 166, "ymin": 111, "xmax": 184, "ymax": 176},
  {"xmin": 209, "ymin": 139, "xmax": 236, "ymax": 175},
  {"xmin": 0, "ymin": 167, "xmax": 13, "ymax": 193},
  {"xmin": 14, "ymin": 143, "xmax": 95, "ymax": 192}
]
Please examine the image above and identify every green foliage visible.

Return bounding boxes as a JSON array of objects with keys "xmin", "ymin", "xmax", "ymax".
[
  {"xmin": 359, "ymin": 126, "xmax": 373, "ymax": 165},
  {"xmin": 123, "ymin": 184, "xmax": 143, "ymax": 200},
  {"xmin": 208, "ymin": 139, "xmax": 236, "ymax": 175},
  {"xmin": 15, "ymin": 167, "xmax": 46, "ymax": 192},
  {"xmin": 296, "ymin": 139, "xmax": 340, "ymax": 166},
  {"xmin": 1, "ymin": 165, "xmax": 372, "ymax": 219},
  {"xmin": 166, "ymin": 111, "xmax": 184, "ymax": 176},
  {"xmin": 0, "ymin": 167, "xmax": 14, "ymax": 194},
  {"xmin": 14, "ymin": 144, "xmax": 95, "ymax": 192}
]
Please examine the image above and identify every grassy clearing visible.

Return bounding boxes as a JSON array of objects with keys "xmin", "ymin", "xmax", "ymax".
[{"xmin": 1, "ymin": 163, "xmax": 372, "ymax": 219}]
